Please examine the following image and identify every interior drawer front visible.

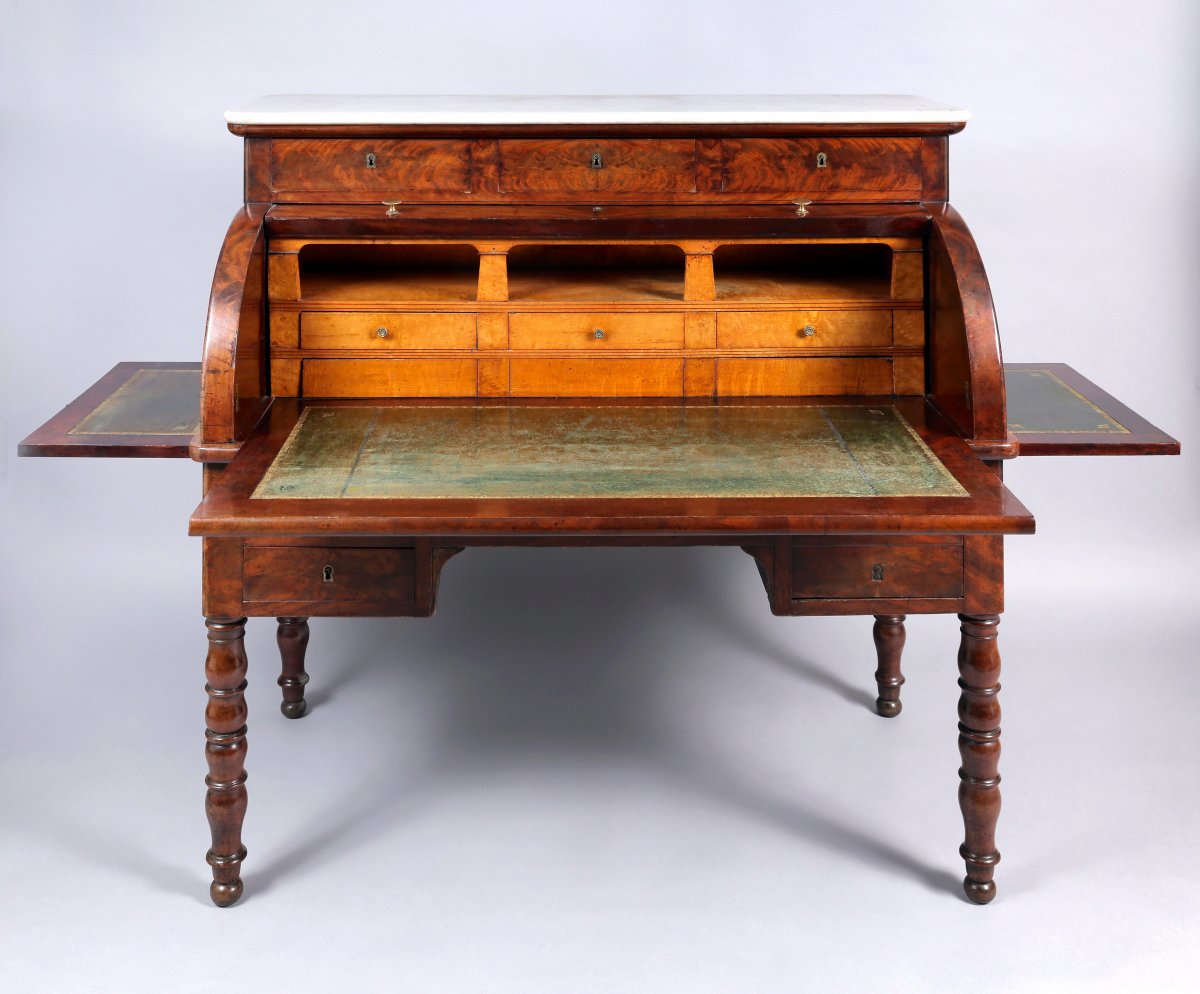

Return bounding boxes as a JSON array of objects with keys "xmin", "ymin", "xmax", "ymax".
[
  {"xmin": 301, "ymin": 312, "xmax": 477, "ymax": 350},
  {"xmin": 719, "ymin": 138, "xmax": 923, "ymax": 196},
  {"xmin": 791, "ymin": 542, "xmax": 964, "ymax": 600},
  {"xmin": 510, "ymin": 312, "xmax": 685, "ymax": 350},
  {"xmin": 716, "ymin": 357, "xmax": 894, "ymax": 396},
  {"xmin": 270, "ymin": 139, "xmax": 472, "ymax": 197},
  {"xmin": 510, "ymin": 358, "xmax": 683, "ymax": 397},
  {"xmin": 302, "ymin": 358, "xmax": 478, "ymax": 397},
  {"xmin": 244, "ymin": 547, "xmax": 416, "ymax": 607},
  {"xmin": 717, "ymin": 310, "xmax": 893, "ymax": 350},
  {"xmin": 498, "ymin": 140, "xmax": 697, "ymax": 194}
]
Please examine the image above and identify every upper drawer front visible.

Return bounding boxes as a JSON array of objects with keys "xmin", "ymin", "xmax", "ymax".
[
  {"xmin": 301, "ymin": 312, "xmax": 477, "ymax": 350},
  {"xmin": 719, "ymin": 138, "xmax": 923, "ymax": 197},
  {"xmin": 498, "ymin": 140, "xmax": 697, "ymax": 194},
  {"xmin": 791, "ymin": 541, "xmax": 964, "ymax": 600},
  {"xmin": 510, "ymin": 312, "xmax": 685, "ymax": 350},
  {"xmin": 270, "ymin": 140, "xmax": 472, "ymax": 197},
  {"xmin": 717, "ymin": 310, "xmax": 892, "ymax": 350}
]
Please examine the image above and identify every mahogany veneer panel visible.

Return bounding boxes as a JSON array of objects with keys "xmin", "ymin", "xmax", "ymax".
[
  {"xmin": 498, "ymin": 139, "xmax": 698, "ymax": 194},
  {"xmin": 270, "ymin": 139, "xmax": 472, "ymax": 197},
  {"xmin": 719, "ymin": 138, "xmax": 923, "ymax": 196},
  {"xmin": 791, "ymin": 539, "xmax": 964, "ymax": 600}
]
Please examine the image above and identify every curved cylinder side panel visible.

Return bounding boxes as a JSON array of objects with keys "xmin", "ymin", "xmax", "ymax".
[
  {"xmin": 926, "ymin": 204, "xmax": 1008, "ymax": 447},
  {"xmin": 200, "ymin": 206, "xmax": 269, "ymax": 446}
]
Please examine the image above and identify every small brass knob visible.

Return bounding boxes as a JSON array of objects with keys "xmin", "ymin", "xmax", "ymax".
[
  {"xmin": 375, "ymin": 327, "xmax": 389, "ymax": 339},
  {"xmin": 800, "ymin": 325, "xmax": 816, "ymax": 337},
  {"xmin": 382, "ymin": 199, "xmax": 403, "ymax": 216},
  {"xmin": 593, "ymin": 329, "xmax": 605, "ymax": 340},
  {"xmin": 793, "ymin": 199, "xmax": 812, "ymax": 216}
]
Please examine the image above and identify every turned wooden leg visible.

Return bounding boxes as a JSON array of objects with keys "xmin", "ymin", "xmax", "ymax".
[
  {"xmin": 204, "ymin": 617, "xmax": 249, "ymax": 908},
  {"xmin": 872, "ymin": 614, "xmax": 906, "ymax": 717},
  {"xmin": 276, "ymin": 617, "xmax": 310, "ymax": 719},
  {"xmin": 957, "ymin": 613, "xmax": 1002, "ymax": 905}
]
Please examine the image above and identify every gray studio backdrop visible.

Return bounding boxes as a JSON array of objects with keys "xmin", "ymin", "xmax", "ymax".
[{"xmin": 2, "ymin": 2, "xmax": 1198, "ymax": 993}]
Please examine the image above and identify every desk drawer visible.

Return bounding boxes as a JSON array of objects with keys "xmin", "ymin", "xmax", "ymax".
[
  {"xmin": 270, "ymin": 139, "xmax": 472, "ymax": 197},
  {"xmin": 791, "ymin": 540, "xmax": 964, "ymax": 600},
  {"xmin": 498, "ymin": 140, "xmax": 697, "ymax": 194},
  {"xmin": 510, "ymin": 312, "xmax": 685, "ymax": 350},
  {"xmin": 301, "ymin": 312, "xmax": 477, "ymax": 350},
  {"xmin": 719, "ymin": 138, "xmax": 923, "ymax": 197},
  {"xmin": 301, "ymin": 358, "xmax": 478, "ymax": 397},
  {"xmin": 244, "ymin": 546, "xmax": 416, "ymax": 611},
  {"xmin": 717, "ymin": 310, "xmax": 892, "ymax": 350}
]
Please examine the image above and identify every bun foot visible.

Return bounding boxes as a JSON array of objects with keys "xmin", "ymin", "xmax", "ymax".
[
  {"xmin": 875, "ymin": 697, "xmax": 902, "ymax": 718},
  {"xmin": 210, "ymin": 878, "xmax": 244, "ymax": 907},
  {"xmin": 963, "ymin": 877, "xmax": 996, "ymax": 905},
  {"xmin": 280, "ymin": 699, "xmax": 308, "ymax": 719}
]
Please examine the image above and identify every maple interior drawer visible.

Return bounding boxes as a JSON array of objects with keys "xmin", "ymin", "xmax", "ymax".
[
  {"xmin": 300, "ymin": 312, "xmax": 477, "ymax": 350},
  {"xmin": 269, "ymin": 139, "xmax": 472, "ymax": 198},
  {"xmin": 509, "ymin": 358, "xmax": 684, "ymax": 397},
  {"xmin": 243, "ymin": 546, "xmax": 416, "ymax": 611},
  {"xmin": 498, "ymin": 139, "xmax": 697, "ymax": 194},
  {"xmin": 510, "ymin": 312, "xmax": 685, "ymax": 350},
  {"xmin": 716, "ymin": 357, "xmax": 895, "ymax": 396},
  {"xmin": 718, "ymin": 138, "xmax": 923, "ymax": 197},
  {"xmin": 301, "ymin": 358, "xmax": 478, "ymax": 397},
  {"xmin": 717, "ymin": 310, "xmax": 892, "ymax": 350},
  {"xmin": 791, "ymin": 540, "xmax": 964, "ymax": 600}
]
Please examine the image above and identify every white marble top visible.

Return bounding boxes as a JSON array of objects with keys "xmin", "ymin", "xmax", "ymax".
[{"xmin": 225, "ymin": 95, "xmax": 970, "ymax": 126}]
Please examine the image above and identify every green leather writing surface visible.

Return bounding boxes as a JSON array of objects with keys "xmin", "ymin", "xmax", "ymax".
[
  {"xmin": 252, "ymin": 405, "xmax": 967, "ymax": 500},
  {"xmin": 69, "ymin": 369, "xmax": 201, "ymax": 436},
  {"xmin": 1005, "ymin": 368, "xmax": 1129, "ymax": 434}
]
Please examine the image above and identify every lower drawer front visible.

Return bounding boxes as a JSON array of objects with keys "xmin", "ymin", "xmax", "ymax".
[
  {"xmin": 717, "ymin": 310, "xmax": 892, "ymax": 350},
  {"xmin": 510, "ymin": 312, "xmax": 685, "ymax": 350},
  {"xmin": 510, "ymin": 358, "xmax": 684, "ymax": 396},
  {"xmin": 791, "ymin": 542, "xmax": 964, "ymax": 600},
  {"xmin": 301, "ymin": 312, "xmax": 477, "ymax": 349},
  {"xmin": 302, "ymin": 358, "xmax": 477, "ymax": 397},
  {"xmin": 717, "ymin": 357, "xmax": 894, "ymax": 396},
  {"xmin": 244, "ymin": 547, "xmax": 416, "ymax": 609}
]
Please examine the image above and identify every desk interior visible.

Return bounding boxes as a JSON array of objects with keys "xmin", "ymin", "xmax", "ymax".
[{"xmin": 251, "ymin": 403, "xmax": 968, "ymax": 501}]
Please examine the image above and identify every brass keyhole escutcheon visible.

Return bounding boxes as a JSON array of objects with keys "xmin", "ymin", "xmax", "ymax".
[
  {"xmin": 593, "ymin": 329, "xmax": 605, "ymax": 340},
  {"xmin": 365, "ymin": 152, "xmax": 377, "ymax": 168},
  {"xmin": 800, "ymin": 325, "xmax": 816, "ymax": 338},
  {"xmin": 322, "ymin": 565, "xmax": 334, "ymax": 583},
  {"xmin": 590, "ymin": 152, "xmax": 603, "ymax": 169},
  {"xmin": 871, "ymin": 563, "xmax": 885, "ymax": 582},
  {"xmin": 375, "ymin": 327, "xmax": 389, "ymax": 339},
  {"xmin": 816, "ymin": 151, "xmax": 828, "ymax": 168}
]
